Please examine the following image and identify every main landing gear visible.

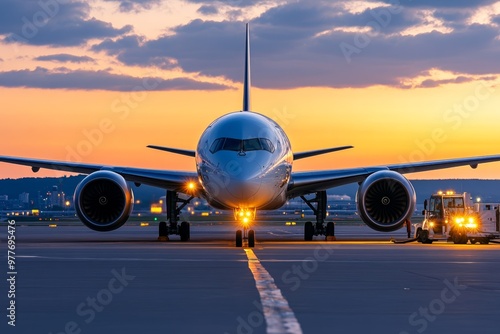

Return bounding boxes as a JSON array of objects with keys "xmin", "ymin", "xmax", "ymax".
[
  {"xmin": 158, "ymin": 190, "xmax": 193, "ymax": 242},
  {"xmin": 301, "ymin": 191, "xmax": 335, "ymax": 241}
]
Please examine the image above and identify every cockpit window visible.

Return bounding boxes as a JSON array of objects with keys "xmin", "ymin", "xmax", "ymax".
[
  {"xmin": 209, "ymin": 137, "xmax": 275, "ymax": 153},
  {"xmin": 260, "ymin": 138, "xmax": 274, "ymax": 153},
  {"xmin": 223, "ymin": 138, "xmax": 241, "ymax": 151},
  {"xmin": 243, "ymin": 138, "xmax": 262, "ymax": 151}
]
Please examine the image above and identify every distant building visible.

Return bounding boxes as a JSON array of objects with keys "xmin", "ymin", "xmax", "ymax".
[
  {"xmin": 46, "ymin": 186, "xmax": 66, "ymax": 209},
  {"xmin": 19, "ymin": 192, "xmax": 29, "ymax": 204},
  {"xmin": 0, "ymin": 195, "xmax": 8, "ymax": 210}
]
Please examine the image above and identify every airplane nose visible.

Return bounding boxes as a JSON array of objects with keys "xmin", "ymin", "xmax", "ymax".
[
  {"xmin": 226, "ymin": 178, "xmax": 262, "ymax": 199},
  {"xmin": 225, "ymin": 161, "xmax": 262, "ymax": 199}
]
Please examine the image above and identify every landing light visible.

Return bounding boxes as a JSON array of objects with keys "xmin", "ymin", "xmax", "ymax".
[
  {"xmin": 185, "ymin": 181, "xmax": 197, "ymax": 193},
  {"xmin": 235, "ymin": 208, "xmax": 256, "ymax": 224}
]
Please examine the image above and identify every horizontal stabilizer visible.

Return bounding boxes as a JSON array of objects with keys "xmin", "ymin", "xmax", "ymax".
[
  {"xmin": 293, "ymin": 146, "xmax": 354, "ymax": 160},
  {"xmin": 147, "ymin": 145, "xmax": 196, "ymax": 157}
]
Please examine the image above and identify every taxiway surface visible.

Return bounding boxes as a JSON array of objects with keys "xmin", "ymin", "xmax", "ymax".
[{"xmin": 1, "ymin": 223, "xmax": 500, "ymax": 334}]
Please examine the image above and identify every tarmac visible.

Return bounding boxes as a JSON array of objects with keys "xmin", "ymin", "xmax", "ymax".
[{"xmin": 1, "ymin": 222, "xmax": 500, "ymax": 334}]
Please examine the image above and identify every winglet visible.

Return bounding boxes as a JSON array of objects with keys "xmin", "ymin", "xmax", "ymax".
[{"xmin": 242, "ymin": 23, "xmax": 251, "ymax": 112}]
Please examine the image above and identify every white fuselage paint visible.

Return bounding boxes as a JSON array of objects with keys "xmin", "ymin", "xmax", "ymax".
[{"xmin": 196, "ymin": 112, "xmax": 293, "ymax": 211}]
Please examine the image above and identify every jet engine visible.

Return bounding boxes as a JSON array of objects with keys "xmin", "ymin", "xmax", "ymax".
[
  {"xmin": 74, "ymin": 171, "xmax": 134, "ymax": 232},
  {"xmin": 356, "ymin": 170, "xmax": 416, "ymax": 232}
]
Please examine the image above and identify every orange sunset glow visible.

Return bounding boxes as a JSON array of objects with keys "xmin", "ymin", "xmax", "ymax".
[{"xmin": 1, "ymin": 0, "xmax": 500, "ymax": 180}]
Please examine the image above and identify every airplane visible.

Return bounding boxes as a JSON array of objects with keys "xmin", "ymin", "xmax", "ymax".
[{"xmin": 2, "ymin": 23, "xmax": 500, "ymax": 247}]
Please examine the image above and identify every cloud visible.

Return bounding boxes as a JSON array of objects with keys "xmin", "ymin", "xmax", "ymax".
[
  {"xmin": 86, "ymin": 1, "xmax": 500, "ymax": 89},
  {"xmin": 0, "ymin": 0, "xmax": 132, "ymax": 46},
  {"xmin": 103, "ymin": 0, "xmax": 161, "ymax": 12},
  {"xmin": 0, "ymin": 67, "xmax": 230, "ymax": 91},
  {"xmin": 197, "ymin": 5, "xmax": 219, "ymax": 15},
  {"xmin": 379, "ymin": 0, "xmax": 498, "ymax": 8},
  {"xmin": 34, "ymin": 53, "xmax": 95, "ymax": 63},
  {"xmin": 186, "ymin": 0, "xmax": 269, "ymax": 8}
]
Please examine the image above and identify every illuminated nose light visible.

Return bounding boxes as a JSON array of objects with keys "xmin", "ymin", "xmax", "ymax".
[{"xmin": 235, "ymin": 208, "xmax": 256, "ymax": 225}]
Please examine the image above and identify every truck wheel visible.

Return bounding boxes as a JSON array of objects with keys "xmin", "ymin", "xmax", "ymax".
[
  {"xmin": 420, "ymin": 230, "xmax": 432, "ymax": 244},
  {"xmin": 480, "ymin": 238, "xmax": 489, "ymax": 245},
  {"xmin": 452, "ymin": 233, "xmax": 467, "ymax": 244},
  {"xmin": 416, "ymin": 227, "xmax": 423, "ymax": 242}
]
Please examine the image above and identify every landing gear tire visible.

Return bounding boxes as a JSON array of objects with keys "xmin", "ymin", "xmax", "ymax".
[
  {"xmin": 236, "ymin": 230, "xmax": 243, "ymax": 247},
  {"xmin": 304, "ymin": 221, "xmax": 313, "ymax": 241},
  {"xmin": 159, "ymin": 221, "xmax": 167, "ymax": 237},
  {"xmin": 180, "ymin": 221, "xmax": 190, "ymax": 241},
  {"xmin": 326, "ymin": 222, "xmax": 335, "ymax": 236},
  {"xmin": 248, "ymin": 230, "xmax": 255, "ymax": 248}
]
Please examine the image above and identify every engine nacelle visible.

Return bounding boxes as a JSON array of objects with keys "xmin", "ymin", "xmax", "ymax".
[
  {"xmin": 74, "ymin": 171, "xmax": 134, "ymax": 232},
  {"xmin": 356, "ymin": 170, "xmax": 416, "ymax": 232}
]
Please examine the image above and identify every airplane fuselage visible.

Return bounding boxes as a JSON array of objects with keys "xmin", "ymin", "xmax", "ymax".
[{"xmin": 196, "ymin": 112, "xmax": 292, "ymax": 211}]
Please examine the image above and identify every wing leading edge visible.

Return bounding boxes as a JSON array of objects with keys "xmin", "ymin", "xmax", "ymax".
[
  {"xmin": 0, "ymin": 156, "xmax": 198, "ymax": 192},
  {"xmin": 288, "ymin": 155, "xmax": 500, "ymax": 198}
]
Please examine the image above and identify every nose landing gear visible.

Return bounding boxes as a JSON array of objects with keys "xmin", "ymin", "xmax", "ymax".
[
  {"xmin": 235, "ymin": 208, "xmax": 256, "ymax": 247},
  {"xmin": 236, "ymin": 226, "xmax": 255, "ymax": 247}
]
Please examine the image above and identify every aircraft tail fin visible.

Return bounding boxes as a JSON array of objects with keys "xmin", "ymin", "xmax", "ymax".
[{"xmin": 242, "ymin": 23, "xmax": 251, "ymax": 112}]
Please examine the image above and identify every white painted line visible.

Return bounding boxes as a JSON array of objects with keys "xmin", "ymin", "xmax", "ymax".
[{"xmin": 244, "ymin": 248, "xmax": 303, "ymax": 334}]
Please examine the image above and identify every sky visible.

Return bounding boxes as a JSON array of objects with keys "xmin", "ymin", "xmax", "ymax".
[{"xmin": 1, "ymin": 0, "xmax": 500, "ymax": 180}]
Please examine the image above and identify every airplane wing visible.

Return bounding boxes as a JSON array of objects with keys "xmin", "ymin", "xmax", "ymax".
[
  {"xmin": 293, "ymin": 146, "xmax": 353, "ymax": 160},
  {"xmin": 146, "ymin": 145, "xmax": 196, "ymax": 157},
  {"xmin": 0, "ymin": 156, "xmax": 198, "ymax": 192},
  {"xmin": 288, "ymin": 155, "xmax": 500, "ymax": 197}
]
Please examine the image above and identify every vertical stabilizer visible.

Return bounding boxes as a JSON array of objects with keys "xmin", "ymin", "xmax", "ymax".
[{"xmin": 242, "ymin": 23, "xmax": 251, "ymax": 112}]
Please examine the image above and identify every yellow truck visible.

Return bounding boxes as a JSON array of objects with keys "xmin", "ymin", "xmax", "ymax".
[{"xmin": 415, "ymin": 191, "xmax": 499, "ymax": 244}]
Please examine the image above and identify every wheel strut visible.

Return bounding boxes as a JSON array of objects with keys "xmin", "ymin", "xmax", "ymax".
[
  {"xmin": 300, "ymin": 191, "xmax": 335, "ymax": 241},
  {"xmin": 158, "ymin": 190, "xmax": 193, "ymax": 241}
]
